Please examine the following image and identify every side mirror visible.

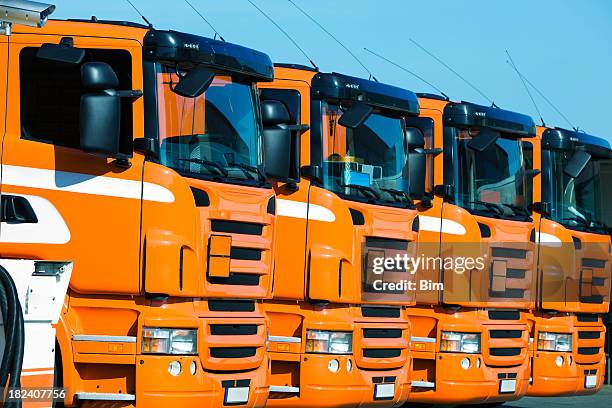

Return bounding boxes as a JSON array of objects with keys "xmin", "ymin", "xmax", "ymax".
[
  {"xmin": 173, "ymin": 65, "xmax": 215, "ymax": 98},
  {"xmin": 338, "ymin": 102, "xmax": 373, "ymax": 129},
  {"xmin": 261, "ymin": 100, "xmax": 293, "ymax": 182},
  {"xmin": 433, "ymin": 184, "xmax": 453, "ymax": 201},
  {"xmin": 261, "ymin": 99, "xmax": 291, "ymax": 127},
  {"xmin": 468, "ymin": 128, "xmax": 500, "ymax": 152},
  {"xmin": 531, "ymin": 201, "xmax": 551, "ymax": 216},
  {"xmin": 406, "ymin": 128, "xmax": 426, "ymax": 200},
  {"xmin": 80, "ymin": 62, "xmax": 121, "ymax": 157},
  {"xmin": 563, "ymin": 150, "xmax": 591, "ymax": 179}
]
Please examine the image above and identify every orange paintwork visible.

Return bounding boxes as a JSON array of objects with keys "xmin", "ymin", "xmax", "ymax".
[
  {"xmin": 259, "ymin": 66, "xmax": 415, "ymax": 407},
  {"xmin": 525, "ymin": 126, "xmax": 610, "ymax": 397},
  {"xmin": 1, "ymin": 20, "xmax": 273, "ymax": 407}
]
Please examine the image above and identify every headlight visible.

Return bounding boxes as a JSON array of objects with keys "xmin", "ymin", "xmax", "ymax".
[
  {"xmin": 440, "ymin": 331, "xmax": 481, "ymax": 354},
  {"xmin": 537, "ymin": 332, "xmax": 572, "ymax": 352},
  {"xmin": 305, "ymin": 330, "xmax": 352, "ymax": 354},
  {"xmin": 142, "ymin": 327, "xmax": 198, "ymax": 355}
]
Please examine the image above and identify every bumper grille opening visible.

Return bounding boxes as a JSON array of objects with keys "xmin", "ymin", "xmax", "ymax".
[
  {"xmin": 209, "ymin": 300, "xmax": 255, "ymax": 312},
  {"xmin": 578, "ymin": 347, "xmax": 600, "ymax": 355},
  {"xmin": 210, "ymin": 324, "xmax": 258, "ymax": 336},
  {"xmin": 363, "ymin": 348, "xmax": 401, "ymax": 358},
  {"xmin": 211, "ymin": 220, "xmax": 263, "ymax": 235},
  {"xmin": 489, "ymin": 330, "xmax": 522, "ymax": 339},
  {"xmin": 489, "ymin": 348, "xmax": 521, "ymax": 357},
  {"xmin": 210, "ymin": 347, "xmax": 257, "ymax": 358},
  {"xmin": 363, "ymin": 328, "xmax": 402, "ymax": 339},
  {"xmin": 578, "ymin": 331, "xmax": 600, "ymax": 340},
  {"xmin": 209, "ymin": 273, "xmax": 260, "ymax": 286},
  {"xmin": 361, "ymin": 306, "xmax": 400, "ymax": 318}
]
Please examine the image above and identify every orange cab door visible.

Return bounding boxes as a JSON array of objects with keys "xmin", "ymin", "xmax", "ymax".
[{"xmin": 0, "ymin": 32, "xmax": 145, "ymax": 295}]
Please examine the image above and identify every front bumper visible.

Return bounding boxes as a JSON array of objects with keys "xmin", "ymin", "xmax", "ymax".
[{"xmin": 135, "ymin": 354, "xmax": 269, "ymax": 407}]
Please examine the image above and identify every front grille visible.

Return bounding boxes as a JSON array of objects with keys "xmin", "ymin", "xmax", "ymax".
[
  {"xmin": 491, "ymin": 248, "xmax": 527, "ymax": 259},
  {"xmin": 489, "ymin": 348, "xmax": 521, "ymax": 357},
  {"xmin": 209, "ymin": 273, "xmax": 260, "ymax": 286},
  {"xmin": 210, "ymin": 324, "xmax": 258, "ymax": 336},
  {"xmin": 361, "ymin": 306, "xmax": 401, "ymax": 318},
  {"xmin": 490, "ymin": 288, "xmax": 525, "ymax": 299},
  {"xmin": 578, "ymin": 347, "xmax": 600, "ymax": 355},
  {"xmin": 211, "ymin": 220, "xmax": 263, "ymax": 235},
  {"xmin": 577, "ymin": 314, "xmax": 599, "ymax": 323},
  {"xmin": 209, "ymin": 300, "xmax": 255, "ymax": 312},
  {"xmin": 363, "ymin": 328, "xmax": 402, "ymax": 339},
  {"xmin": 578, "ymin": 331, "xmax": 600, "ymax": 340},
  {"xmin": 489, "ymin": 330, "xmax": 522, "ymax": 339},
  {"xmin": 488, "ymin": 310, "xmax": 520, "ymax": 320},
  {"xmin": 230, "ymin": 247, "xmax": 263, "ymax": 261},
  {"xmin": 210, "ymin": 347, "xmax": 257, "ymax": 358},
  {"xmin": 363, "ymin": 348, "xmax": 401, "ymax": 358},
  {"xmin": 582, "ymin": 258, "xmax": 606, "ymax": 268}
]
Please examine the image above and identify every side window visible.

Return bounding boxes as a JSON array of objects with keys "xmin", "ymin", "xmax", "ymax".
[
  {"xmin": 405, "ymin": 117, "xmax": 435, "ymax": 196},
  {"xmin": 19, "ymin": 47, "xmax": 133, "ymax": 154}
]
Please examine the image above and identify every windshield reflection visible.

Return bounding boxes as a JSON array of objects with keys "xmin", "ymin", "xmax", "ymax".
[
  {"xmin": 156, "ymin": 64, "xmax": 264, "ymax": 185},
  {"xmin": 321, "ymin": 102, "xmax": 412, "ymax": 207},
  {"xmin": 455, "ymin": 128, "xmax": 531, "ymax": 220}
]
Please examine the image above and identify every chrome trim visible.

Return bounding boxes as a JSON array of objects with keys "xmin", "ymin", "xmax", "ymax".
[
  {"xmin": 72, "ymin": 335, "xmax": 137, "ymax": 343},
  {"xmin": 75, "ymin": 392, "xmax": 135, "ymax": 401},
  {"xmin": 411, "ymin": 336, "xmax": 436, "ymax": 343},
  {"xmin": 411, "ymin": 380, "xmax": 435, "ymax": 388},
  {"xmin": 269, "ymin": 385, "xmax": 300, "ymax": 393},
  {"xmin": 268, "ymin": 335, "xmax": 301, "ymax": 344}
]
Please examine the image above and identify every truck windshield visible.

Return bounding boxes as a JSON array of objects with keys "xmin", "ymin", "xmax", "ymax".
[
  {"xmin": 548, "ymin": 149, "xmax": 609, "ymax": 234},
  {"xmin": 320, "ymin": 102, "xmax": 412, "ymax": 207},
  {"xmin": 454, "ymin": 128, "xmax": 531, "ymax": 220},
  {"xmin": 156, "ymin": 64, "xmax": 265, "ymax": 185}
]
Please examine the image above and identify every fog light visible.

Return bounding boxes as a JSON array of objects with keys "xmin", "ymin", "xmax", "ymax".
[
  {"xmin": 346, "ymin": 359, "xmax": 352, "ymax": 372},
  {"xmin": 476, "ymin": 358, "xmax": 481, "ymax": 368},
  {"xmin": 168, "ymin": 360, "xmax": 182, "ymax": 376},
  {"xmin": 460, "ymin": 357, "xmax": 471, "ymax": 370},
  {"xmin": 555, "ymin": 355, "xmax": 564, "ymax": 367},
  {"xmin": 328, "ymin": 359, "xmax": 340, "ymax": 373},
  {"xmin": 190, "ymin": 361, "xmax": 197, "ymax": 375}
]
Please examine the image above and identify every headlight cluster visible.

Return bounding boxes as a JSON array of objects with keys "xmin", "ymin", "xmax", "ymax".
[
  {"xmin": 440, "ymin": 331, "xmax": 481, "ymax": 354},
  {"xmin": 305, "ymin": 330, "xmax": 352, "ymax": 354},
  {"xmin": 537, "ymin": 332, "xmax": 572, "ymax": 352},
  {"xmin": 142, "ymin": 327, "xmax": 198, "ymax": 355}
]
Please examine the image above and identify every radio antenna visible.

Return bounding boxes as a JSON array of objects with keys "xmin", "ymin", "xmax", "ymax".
[
  {"xmin": 504, "ymin": 59, "xmax": 576, "ymax": 131},
  {"xmin": 287, "ymin": 0, "xmax": 377, "ymax": 81},
  {"xmin": 505, "ymin": 50, "xmax": 545, "ymax": 126},
  {"xmin": 184, "ymin": 0, "xmax": 225, "ymax": 41},
  {"xmin": 409, "ymin": 38, "xmax": 496, "ymax": 107},
  {"xmin": 364, "ymin": 47, "xmax": 449, "ymax": 100},
  {"xmin": 246, "ymin": 0, "xmax": 317, "ymax": 69},
  {"xmin": 124, "ymin": 0, "xmax": 152, "ymax": 27}
]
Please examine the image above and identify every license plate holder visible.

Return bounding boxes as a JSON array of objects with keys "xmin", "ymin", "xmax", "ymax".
[
  {"xmin": 585, "ymin": 375, "xmax": 597, "ymax": 389},
  {"xmin": 499, "ymin": 379, "xmax": 516, "ymax": 394},
  {"xmin": 224, "ymin": 386, "xmax": 249, "ymax": 406},
  {"xmin": 374, "ymin": 383, "xmax": 395, "ymax": 400}
]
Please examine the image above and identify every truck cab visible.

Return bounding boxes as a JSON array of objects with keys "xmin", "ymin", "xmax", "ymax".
[
  {"xmin": 0, "ymin": 17, "xmax": 277, "ymax": 407},
  {"xmin": 527, "ymin": 126, "xmax": 611, "ymax": 396},
  {"xmin": 257, "ymin": 65, "xmax": 426, "ymax": 407},
  {"xmin": 407, "ymin": 96, "xmax": 536, "ymax": 405}
]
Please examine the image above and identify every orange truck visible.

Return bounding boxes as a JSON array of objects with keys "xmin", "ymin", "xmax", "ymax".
[
  {"xmin": 407, "ymin": 96, "xmax": 537, "ymax": 405},
  {"xmin": 527, "ymin": 126, "xmax": 611, "ymax": 396},
  {"xmin": 257, "ymin": 64, "xmax": 426, "ymax": 407},
  {"xmin": 0, "ymin": 2, "xmax": 283, "ymax": 406}
]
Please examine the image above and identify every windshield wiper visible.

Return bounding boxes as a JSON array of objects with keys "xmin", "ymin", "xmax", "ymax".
[
  {"xmin": 465, "ymin": 200, "xmax": 505, "ymax": 217},
  {"xmin": 502, "ymin": 203, "xmax": 532, "ymax": 219},
  {"xmin": 178, "ymin": 158, "xmax": 228, "ymax": 177},
  {"xmin": 225, "ymin": 161, "xmax": 266, "ymax": 182},
  {"xmin": 380, "ymin": 188, "xmax": 414, "ymax": 206},
  {"xmin": 341, "ymin": 184, "xmax": 381, "ymax": 201}
]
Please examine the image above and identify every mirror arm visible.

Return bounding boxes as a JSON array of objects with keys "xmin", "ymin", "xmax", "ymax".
[
  {"xmin": 278, "ymin": 123, "xmax": 309, "ymax": 132},
  {"xmin": 421, "ymin": 148, "xmax": 443, "ymax": 155},
  {"xmin": 116, "ymin": 89, "xmax": 143, "ymax": 99},
  {"xmin": 134, "ymin": 137, "xmax": 158, "ymax": 159}
]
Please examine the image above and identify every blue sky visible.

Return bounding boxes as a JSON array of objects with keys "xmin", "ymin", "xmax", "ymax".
[{"xmin": 53, "ymin": 0, "xmax": 612, "ymax": 140}]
